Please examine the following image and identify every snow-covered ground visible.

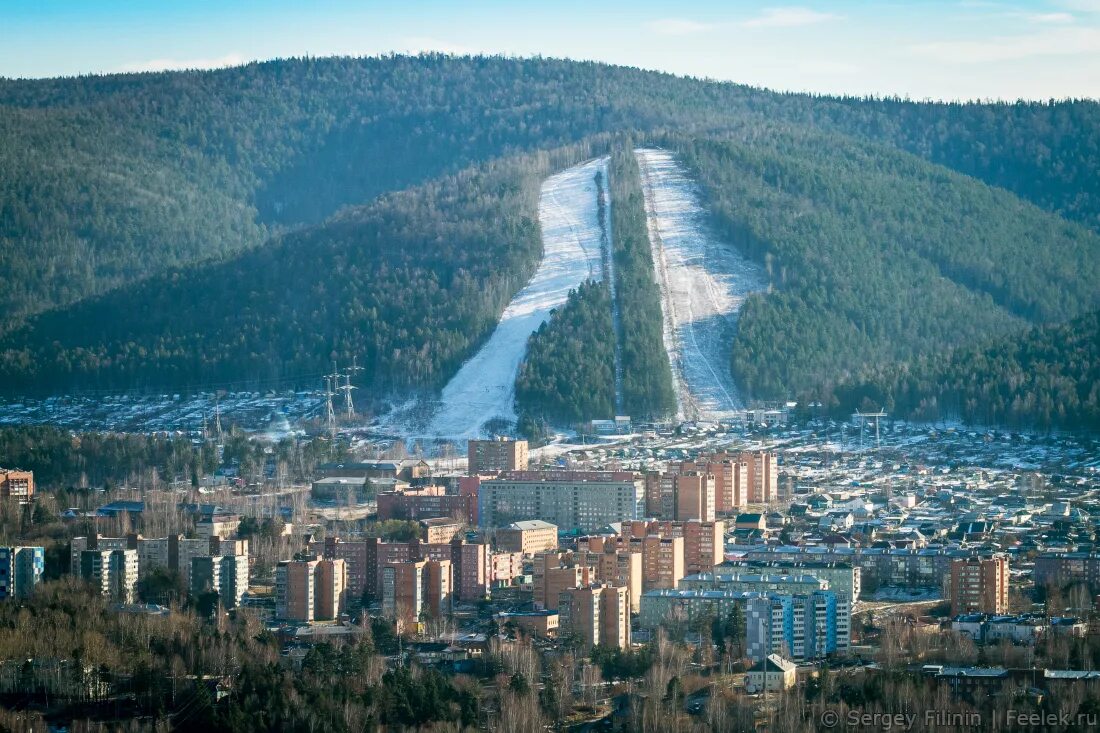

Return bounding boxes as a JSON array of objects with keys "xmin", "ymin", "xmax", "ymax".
[
  {"xmin": 635, "ymin": 148, "xmax": 767, "ymax": 422},
  {"xmin": 409, "ymin": 157, "xmax": 609, "ymax": 441}
]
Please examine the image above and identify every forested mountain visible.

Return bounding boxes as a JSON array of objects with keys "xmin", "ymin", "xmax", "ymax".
[
  {"xmin": 835, "ymin": 310, "xmax": 1100, "ymax": 431},
  {"xmin": 3, "ymin": 55, "xmax": 1098, "ymax": 331},
  {"xmin": 0, "ymin": 142, "xmax": 600, "ymax": 394},
  {"xmin": 672, "ymin": 130, "xmax": 1100, "ymax": 406},
  {"xmin": 2, "ymin": 55, "xmax": 1099, "ymax": 431}
]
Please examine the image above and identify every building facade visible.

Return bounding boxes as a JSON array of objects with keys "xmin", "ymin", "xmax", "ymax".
[
  {"xmin": 468, "ymin": 438, "xmax": 529, "ymax": 474},
  {"xmin": 497, "ymin": 520, "xmax": 559, "ymax": 556},
  {"xmin": 950, "ymin": 556, "xmax": 1009, "ymax": 615},
  {"xmin": 478, "ymin": 471, "xmax": 644, "ymax": 532},
  {"xmin": 0, "ymin": 470, "xmax": 33, "ymax": 501},
  {"xmin": 0, "ymin": 546, "xmax": 44, "ymax": 600}
]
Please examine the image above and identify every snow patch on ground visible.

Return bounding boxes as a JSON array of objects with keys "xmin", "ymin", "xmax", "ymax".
[
  {"xmin": 635, "ymin": 148, "xmax": 768, "ymax": 422},
  {"xmin": 407, "ymin": 157, "xmax": 609, "ymax": 441}
]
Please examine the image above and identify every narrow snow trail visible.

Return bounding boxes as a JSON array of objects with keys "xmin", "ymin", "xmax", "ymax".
[
  {"xmin": 635, "ymin": 148, "xmax": 767, "ymax": 422},
  {"xmin": 417, "ymin": 157, "xmax": 609, "ymax": 440}
]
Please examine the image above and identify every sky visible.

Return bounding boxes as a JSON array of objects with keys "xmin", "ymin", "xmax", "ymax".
[{"xmin": 2, "ymin": 0, "xmax": 1098, "ymax": 100}]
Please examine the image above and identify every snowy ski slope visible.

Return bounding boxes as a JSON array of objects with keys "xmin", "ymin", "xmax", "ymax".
[
  {"xmin": 636, "ymin": 148, "xmax": 767, "ymax": 421},
  {"xmin": 417, "ymin": 157, "xmax": 609, "ymax": 440}
]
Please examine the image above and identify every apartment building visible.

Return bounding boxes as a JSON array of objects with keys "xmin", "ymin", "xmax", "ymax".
[
  {"xmin": 533, "ymin": 552, "xmax": 591, "ymax": 611},
  {"xmin": 558, "ymin": 584, "xmax": 630, "ymax": 650},
  {"xmin": 640, "ymin": 535, "xmax": 684, "ymax": 591},
  {"xmin": 746, "ymin": 591, "xmax": 849, "ymax": 662},
  {"xmin": 0, "ymin": 470, "xmax": 33, "ymax": 501},
  {"xmin": 724, "ymin": 560, "xmax": 861, "ymax": 601},
  {"xmin": 622, "ymin": 519, "xmax": 725, "ymax": 577},
  {"xmin": 1034, "ymin": 552, "xmax": 1100, "ymax": 594},
  {"xmin": 80, "ymin": 549, "xmax": 138, "ymax": 603},
  {"xmin": 275, "ymin": 558, "xmax": 348, "ymax": 622},
  {"xmin": 467, "ymin": 438, "xmax": 528, "ymax": 474},
  {"xmin": 497, "ymin": 520, "xmax": 559, "ymax": 556},
  {"xmin": 680, "ymin": 454, "xmax": 751, "ymax": 514},
  {"xmin": 419, "ymin": 518, "xmax": 463, "ymax": 544},
  {"xmin": 639, "ymin": 589, "xmax": 850, "ymax": 662},
  {"xmin": 377, "ymin": 486, "xmax": 477, "ymax": 526},
  {"xmin": 740, "ymin": 451, "xmax": 778, "ymax": 504},
  {"xmin": 950, "ymin": 556, "xmax": 1008, "ymax": 615},
  {"xmin": 382, "ymin": 558, "xmax": 451, "ymax": 623},
  {"xmin": 190, "ymin": 554, "xmax": 250, "ymax": 609},
  {"xmin": 675, "ymin": 472, "xmax": 716, "ymax": 522},
  {"xmin": 196, "ymin": 514, "xmax": 241, "ymax": 540},
  {"xmin": 310, "ymin": 536, "xmax": 489, "ymax": 603},
  {"xmin": 478, "ymin": 471, "xmax": 644, "ymax": 532},
  {"xmin": 576, "ymin": 537, "xmax": 644, "ymax": 613},
  {"xmin": 0, "ymin": 546, "xmax": 44, "ymax": 600},
  {"xmin": 680, "ymin": 572, "xmax": 829, "ymax": 596}
]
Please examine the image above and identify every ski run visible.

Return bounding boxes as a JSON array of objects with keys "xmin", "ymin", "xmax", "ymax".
[
  {"xmin": 415, "ymin": 157, "xmax": 610, "ymax": 441},
  {"xmin": 636, "ymin": 147, "xmax": 767, "ymax": 422}
]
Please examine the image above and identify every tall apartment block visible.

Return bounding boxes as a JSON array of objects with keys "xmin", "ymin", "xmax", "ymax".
[
  {"xmin": 950, "ymin": 556, "xmax": 1008, "ymax": 615},
  {"xmin": 647, "ymin": 464, "xmax": 733, "ymax": 519},
  {"xmin": 80, "ymin": 548, "xmax": 139, "ymax": 603},
  {"xmin": 575, "ymin": 537, "xmax": 644, "ymax": 613},
  {"xmin": 381, "ymin": 558, "xmax": 452, "ymax": 623},
  {"xmin": 621, "ymin": 519, "xmax": 726, "ymax": 577},
  {"xmin": 641, "ymin": 535, "xmax": 685, "ymax": 590},
  {"xmin": 468, "ymin": 438, "xmax": 529, "ymax": 474},
  {"xmin": 478, "ymin": 471, "xmax": 644, "ymax": 532},
  {"xmin": 0, "ymin": 469, "xmax": 33, "ymax": 501},
  {"xmin": 191, "ymin": 554, "xmax": 250, "ymax": 609},
  {"xmin": 558, "ymin": 584, "xmax": 630, "ymax": 650},
  {"xmin": 312, "ymin": 536, "xmax": 489, "ymax": 604},
  {"xmin": 0, "ymin": 546, "xmax": 44, "ymax": 599},
  {"xmin": 745, "ymin": 591, "xmax": 850, "ymax": 662},
  {"xmin": 532, "ymin": 552, "xmax": 592, "ymax": 611},
  {"xmin": 275, "ymin": 558, "xmax": 348, "ymax": 622},
  {"xmin": 739, "ymin": 451, "xmax": 778, "ymax": 504}
]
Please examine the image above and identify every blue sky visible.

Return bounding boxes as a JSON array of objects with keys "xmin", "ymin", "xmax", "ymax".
[{"xmin": 2, "ymin": 1, "xmax": 1098, "ymax": 100}]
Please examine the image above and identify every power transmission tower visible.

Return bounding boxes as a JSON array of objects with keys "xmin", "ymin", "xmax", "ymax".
[
  {"xmin": 324, "ymin": 377, "xmax": 337, "ymax": 440},
  {"xmin": 853, "ymin": 410, "xmax": 887, "ymax": 451},
  {"xmin": 342, "ymin": 356, "xmax": 364, "ymax": 420}
]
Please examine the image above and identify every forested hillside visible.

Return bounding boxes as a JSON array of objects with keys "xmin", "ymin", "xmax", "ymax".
[
  {"xmin": 673, "ymin": 130, "xmax": 1100, "ymax": 404},
  {"xmin": 835, "ymin": 310, "xmax": 1100, "ymax": 432},
  {"xmin": 515, "ymin": 144, "xmax": 677, "ymax": 423},
  {"xmin": 608, "ymin": 146, "xmax": 678, "ymax": 418},
  {"xmin": 2, "ymin": 56, "xmax": 1100, "ymax": 431},
  {"xmin": 3, "ymin": 55, "xmax": 1098, "ymax": 331},
  {"xmin": 515, "ymin": 280, "xmax": 616, "ymax": 424},
  {"xmin": 0, "ymin": 142, "xmax": 600, "ymax": 394}
]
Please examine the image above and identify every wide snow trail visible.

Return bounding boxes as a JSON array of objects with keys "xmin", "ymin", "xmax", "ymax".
[
  {"xmin": 419, "ymin": 157, "xmax": 609, "ymax": 440},
  {"xmin": 635, "ymin": 148, "xmax": 767, "ymax": 422}
]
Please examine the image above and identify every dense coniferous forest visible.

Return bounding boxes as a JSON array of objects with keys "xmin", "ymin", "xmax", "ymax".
[
  {"xmin": 515, "ymin": 280, "xmax": 616, "ymax": 424},
  {"xmin": 835, "ymin": 310, "xmax": 1100, "ymax": 431},
  {"xmin": 0, "ymin": 143, "xmax": 601, "ymax": 394},
  {"xmin": 608, "ymin": 146, "xmax": 678, "ymax": 418},
  {"xmin": 2, "ymin": 55, "xmax": 1100, "ymax": 430},
  {"xmin": 672, "ymin": 131, "xmax": 1100, "ymax": 412}
]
